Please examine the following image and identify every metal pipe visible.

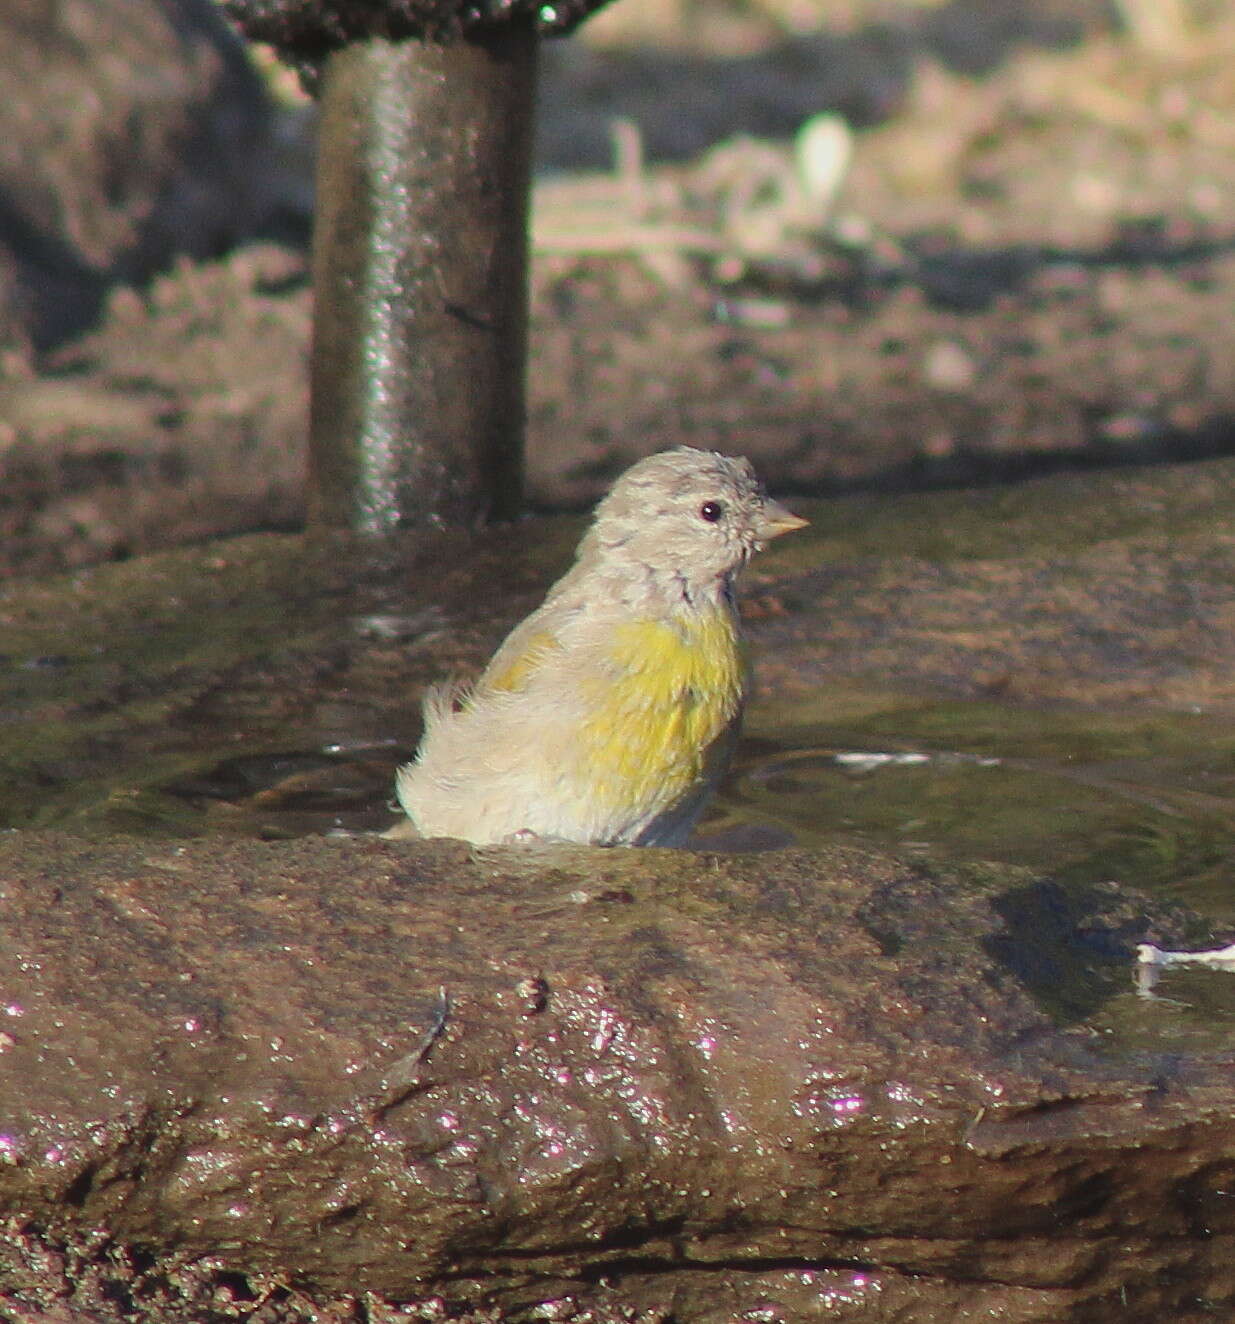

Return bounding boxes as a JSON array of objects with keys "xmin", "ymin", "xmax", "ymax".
[{"xmin": 309, "ymin": 27, "xmax": 536, "ymax": 534}]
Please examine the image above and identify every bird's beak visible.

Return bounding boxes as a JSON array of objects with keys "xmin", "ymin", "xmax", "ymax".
[{"xmin": 758, "ymin": 498, "xmax": 809, "ymax": 540}]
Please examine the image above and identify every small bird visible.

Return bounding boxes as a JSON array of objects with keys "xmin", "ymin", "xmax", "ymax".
[{"xmin": 392, "ymin": 446, "xmax": 806, "ymax": 847}]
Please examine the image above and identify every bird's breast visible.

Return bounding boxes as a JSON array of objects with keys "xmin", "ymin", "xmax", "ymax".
[{"xmin": 576, "ymin": 606, "xmax": 747, "ymax": 808}]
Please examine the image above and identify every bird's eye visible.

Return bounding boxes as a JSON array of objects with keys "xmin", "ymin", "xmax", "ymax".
[{"xmin": 699, "ymin": 500, "xmax": 725, "ymax": 523}]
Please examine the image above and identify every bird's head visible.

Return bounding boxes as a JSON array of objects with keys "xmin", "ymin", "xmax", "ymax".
[{"xmin": 581, "ymin": 447, "xmax": 806, "ymax": 600}]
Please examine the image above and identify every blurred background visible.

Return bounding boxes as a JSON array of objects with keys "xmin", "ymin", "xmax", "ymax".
[{"xmin": 1, "ymin": 0, "xmax": 1233, "ymax": 575}]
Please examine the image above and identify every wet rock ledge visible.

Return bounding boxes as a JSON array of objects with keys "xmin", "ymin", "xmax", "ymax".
[{"xmin": 0, "ymin": 831, "xmax": 1230, "ymax": 1321}]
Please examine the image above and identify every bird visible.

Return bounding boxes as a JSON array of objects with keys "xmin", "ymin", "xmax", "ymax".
[{"xmin": 390, "ymin": 446, "xmax": 806, "ymax": 847}]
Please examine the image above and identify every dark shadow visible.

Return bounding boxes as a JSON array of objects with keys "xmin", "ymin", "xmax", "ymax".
[{"xmin": 982, "ymin": 876, "xmax": 1216, "ymax": 1025}]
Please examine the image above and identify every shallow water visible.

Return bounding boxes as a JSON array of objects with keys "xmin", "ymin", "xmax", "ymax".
[
  {"xmin": 707, "ymin": 685, "xmax": 1235, "ymax": 1041},
  {"xmin": 703, "ymin": 684, "xmax": 1235, "ymax": 923},
  {"xmin": 16, "ymin": 654, "xmax": 1235, "ymax": 930}
]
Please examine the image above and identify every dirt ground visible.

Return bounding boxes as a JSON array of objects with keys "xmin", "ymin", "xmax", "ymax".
[{"xmin": 4, "ymin": 0, "xmax": 1235, "ymax": 577}]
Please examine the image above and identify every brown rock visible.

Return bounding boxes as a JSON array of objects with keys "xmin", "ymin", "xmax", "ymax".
[
  {"xmin": 0, "ymin": 0, "xmax": 282, "ymax": 351},
  {"xmin": 0, "ymin": 832, "xmax": 1228, "ymax": 1320}
]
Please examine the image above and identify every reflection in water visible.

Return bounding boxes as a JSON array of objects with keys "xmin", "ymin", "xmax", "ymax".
[
  {"xmin": 1136, "ymin": 940, "xmax": 1235, "ymax": 998},
  {"xmin": 162, "ymin": 745, "xmax": 408, "ymax": 840},
  {"xmin": 698, "ymin": 708, "xmax": 1235, "ymax": 924}
]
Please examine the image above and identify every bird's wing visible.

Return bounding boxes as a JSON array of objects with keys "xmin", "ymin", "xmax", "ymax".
[{"xmin": 476, "ymin": 602, "xmax": 574, "ymax": 696}]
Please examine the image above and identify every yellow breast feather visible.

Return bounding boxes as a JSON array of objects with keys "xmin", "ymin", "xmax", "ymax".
[{"xmin": 579, "ymin": 607, "xmax": 746, "ymax": 816}]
